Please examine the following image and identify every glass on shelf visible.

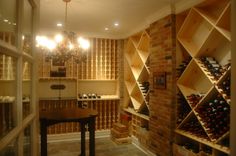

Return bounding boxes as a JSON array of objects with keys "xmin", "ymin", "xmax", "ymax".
[
  {"xmin": 0, "ymin": 0, "xmax": 17, "ymax": 47},
  {"xmin": 23, "ymin": 60, "xmax": 32, "ymax": 119},
  {"xmin": 0, "ymin": 53, "xmax": 17, "ymax": 139}
]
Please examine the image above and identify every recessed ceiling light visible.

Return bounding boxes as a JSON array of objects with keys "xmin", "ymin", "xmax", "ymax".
[
  {"xmin": 3, "ymin": 19, "xmax": 8, "ymax": 22},
  {"xmin": 114, "ymin": 22, "xmax": 119, "ymax": 27},
  {"xmin": 57, "ymin": 23, "xmax": 63, "ymax": 27},
  {"xmin": 105, "ymin": 27, "xmax": 109, "ymax": 31}
]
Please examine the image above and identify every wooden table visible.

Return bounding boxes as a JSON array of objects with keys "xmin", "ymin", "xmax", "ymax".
[{"xmin": 39, "ymin": 108, "xmax": 98, "ymax": 156}]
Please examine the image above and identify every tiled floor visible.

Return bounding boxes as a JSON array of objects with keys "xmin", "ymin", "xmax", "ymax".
[{"xmin": 48, "ymin": 137, "xmax": 148, "ymax": 156}]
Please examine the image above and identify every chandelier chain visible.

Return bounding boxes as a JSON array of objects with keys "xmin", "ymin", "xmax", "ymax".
[{"xmin": 65, "ymin": 1, "xmax": 68, "ymax": 30}]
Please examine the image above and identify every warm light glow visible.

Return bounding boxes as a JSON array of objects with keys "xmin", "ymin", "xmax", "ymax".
[
  {"xmin": 78, "ymin": 37, "xmax": 90, "ymax": 50},
  {"xmin": 55, "ymin": 34, "xmax": 63, "ymax": 43},
  {"xmin": 68, "ymin": 42, "xmax": 74, "ymax": 50},
  {"xmin": 3, "ymin": 19, "xmax": 8, "ymax": 22},
  {"xmin": 105, "ymin": 27, "xmax": 109, "ymax": 31},
  {"xmin": 47, "ymin": 40, "xmax": 56, "ymax": 50},
  {"xmin": 114, "ymin": 22, "xmax": 119, "ymax": 26},
  {"xmin": 57, "ymin": 23, "xmax": 63, "ymax": 27},
  {"xmin": 36, "ymin": 36, "xmax": 49, "ymax": 47}
]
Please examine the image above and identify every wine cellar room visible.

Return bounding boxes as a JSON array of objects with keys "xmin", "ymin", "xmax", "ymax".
[{"xmin": 0, "ymin": 0, "xmax": 235, "ymax": 156}]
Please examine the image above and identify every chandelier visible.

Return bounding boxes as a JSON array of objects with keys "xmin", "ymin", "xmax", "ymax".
[{"xmin": 36, "ymin": 0, "xmax": 90, "ymax": 64}]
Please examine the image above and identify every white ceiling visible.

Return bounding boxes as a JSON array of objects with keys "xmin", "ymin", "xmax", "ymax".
[{"xmin": 39, "ymin": 0, "xmax": 202, "ymax": 39}]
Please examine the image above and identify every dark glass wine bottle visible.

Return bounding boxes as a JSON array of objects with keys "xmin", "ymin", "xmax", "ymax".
[
  {"xmin": 195, "ymin": 94, "xmax": 230, "ymax": 139},
  {"xmin": 199, "ymin": 57, "xmax": 224, "ymax": 81}
]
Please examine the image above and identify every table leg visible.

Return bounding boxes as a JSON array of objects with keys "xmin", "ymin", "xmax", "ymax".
[
  {"xmin": 80, "ymin": 122, "xmax": 86, "ymax": 156},
  {"xmin": 89, "ymin": 118, "xmax": 95, "ymax": 156},
  {"xmin": 40, "ymin": 120, "xmax": 47, "ymax": 156}
]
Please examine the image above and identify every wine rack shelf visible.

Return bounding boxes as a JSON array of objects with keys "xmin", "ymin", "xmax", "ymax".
[
  {"xmin": 123, "ymin": 30, "xmax": 150, "ymax": 115},
  {"xmin": 175, "ymin": 0, "xmax": 231, "ymax": 155},
  {"xmin": 123, "ymin": 30, "xmax": 150, "ymax": 146},
  {"xmin": 0, "ymin": 32, "xmax": 16, "ymax": 47},
  {"xmin": 39, "ymin": 99, "xmax": 119, "ymax": 134}
]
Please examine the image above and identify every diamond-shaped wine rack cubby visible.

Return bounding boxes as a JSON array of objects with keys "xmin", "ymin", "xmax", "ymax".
[
  {"xmin": 123, "ymin": 30, "xmax": 150, "ymax": 117},
  {"xmin": 175, "ymin": 0, "xmax": 231, "ymax": 155}
]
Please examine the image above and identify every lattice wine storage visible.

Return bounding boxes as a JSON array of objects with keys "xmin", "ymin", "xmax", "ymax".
[
  {"xmin": 175, "ymin": 0, "xmax": 231, "ymax": 155},
  {"xmin": 123, "ymin": 30, "xmax": 151, "ymax": 150},
  {"xmin": 39, "ymin": 99, "xmax": 119, "ymax": 134},
  {"xmin": 0, "ymin": 53, "xmax": 17, "ymax": 138},
  {"xmin": 77, "ymin": 38, "xmax": 118, "ymax": 80},
  {"xmin": 123, "ymin": 30, "xmax": 150, "ymax": 114}
]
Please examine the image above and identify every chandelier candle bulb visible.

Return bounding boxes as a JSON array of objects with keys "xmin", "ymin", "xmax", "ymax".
[{"xmin": 55, "ymin": 34, "xmax": 63, "ymax": 43}]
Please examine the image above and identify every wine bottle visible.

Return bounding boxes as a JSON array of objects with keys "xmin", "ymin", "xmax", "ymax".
[
  {"xmin": 219, "ymin": 75, "xmax": 231, "ymax": 97},
  {"xmin": 200, "ymin": 57, "xmax": 224, "ymax": 80},
  {"xmin": 195, "ymin": 94, "xmax": 230, "ymax": 138},
  {"xmin": 176, "ymin": 57, "xmax": 191, "ymax": 78},
  {"xmin": 177, "ymin": 92, "xmax": 190, "ymax": 124},
  {"xmin": 186, "ymin": 93, "xmax": 203, "ymax": 107}
]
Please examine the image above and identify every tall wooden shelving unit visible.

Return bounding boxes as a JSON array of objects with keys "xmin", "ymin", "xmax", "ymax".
[
  {"xmin": 123, "ymin": 30, "xmax": 150, "ymax": 147},
  {"xmin": 0, "ymin": 0, "xmax": 39, "ymax": 154},
  {"xmin": 175, "ymin": 0, "xmax": 231, "ymax": 155}
]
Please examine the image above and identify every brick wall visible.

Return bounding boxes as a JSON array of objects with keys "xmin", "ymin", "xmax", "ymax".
[{"xmin": 149, "ymin": 14, "xmax": 176, "ymax": 156}]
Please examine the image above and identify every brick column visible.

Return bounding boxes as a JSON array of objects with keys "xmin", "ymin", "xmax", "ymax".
[{"xmin": 148, "ymin": 14, "xmax": 176, "ymax": 156}]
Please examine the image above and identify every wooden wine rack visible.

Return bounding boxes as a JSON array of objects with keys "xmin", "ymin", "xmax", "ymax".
[
  {"xmin": 175, "ymin": 0, "xmax": 231, "ymax": 155},
  {"xmin": 131, "ymin": 114, "xmax": 149, "ymax": 147},
  {"xmin": 123, "ymin": 30, "xmax": 150, "ymax": 115},
  {"xmin": 0, "ymin": 54, "xmax": 16, "ymax": 80},
  {"xmin": 0, "ymin": 52, "xmax": 32, "ymax": 137},
  {"xmin": 77, "ymin": 38, "xmax": 118, "ymax": 80},
  {"xmin": 122, "ymin": 30, "xmax": 150, "ymax": 148},
  {"xmin": 0, "ymin": 101, "xmax": 14, "ymax": 137},
  {"xmin": 39, "ymin": 99, "xmax": 119, "ymax": 134},
  {"xmin": 0, "ymin": 32, "xmax": 16, "ymax": 46}
]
